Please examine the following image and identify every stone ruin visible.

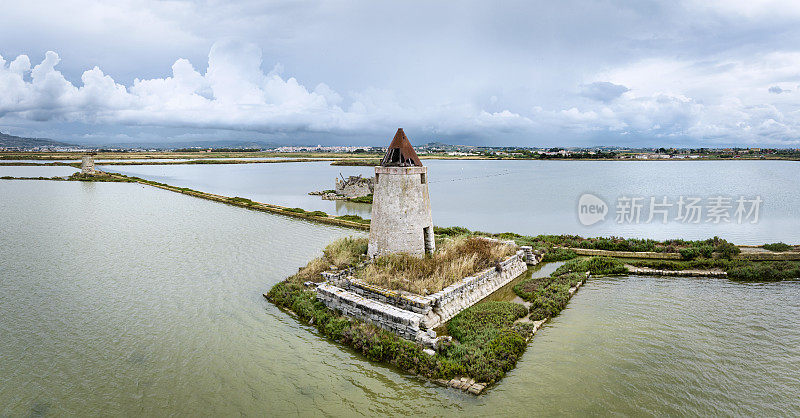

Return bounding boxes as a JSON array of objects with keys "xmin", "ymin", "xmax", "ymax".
[
  {"xmin": 335, "ymin": 174, "xmax": 374, "ymax": 198},
  {"xmin": 312, "ymin": 130, "xmax": 545, "ymax": 351},
  {"xmin": 367, "ymin": 128, "xmax": 435, "ymax": 257},
  {"xmin": 80, "ymin": 153, "xmax": 96, "ymax": 175},
  {"xmin": 315, "ymin": 242, "xmax": 538, "ymax": 349}
]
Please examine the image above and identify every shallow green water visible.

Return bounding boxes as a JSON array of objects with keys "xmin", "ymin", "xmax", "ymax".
[{"xmin": 1, "ymin": 181, "xmax": 799, "ymax": 416}]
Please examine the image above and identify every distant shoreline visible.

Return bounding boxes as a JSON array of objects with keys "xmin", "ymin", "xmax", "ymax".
[{"xmin": 2, "ymin": 151, "xmax": 799, "ymax": 164}]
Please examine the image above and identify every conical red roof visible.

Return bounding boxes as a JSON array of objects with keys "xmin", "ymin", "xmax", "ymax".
[{"xmin": 380, "ymin": 128, "xmax": 422, "ymax": 167}]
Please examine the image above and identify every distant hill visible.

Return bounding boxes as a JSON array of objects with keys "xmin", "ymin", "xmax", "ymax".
[{"xmin": 0, "ymin": 132, "xmax": 74, "ymax": 148}]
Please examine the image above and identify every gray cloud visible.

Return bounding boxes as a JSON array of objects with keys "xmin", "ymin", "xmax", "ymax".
[
  {"xmin": 2, "ymin": 1, "xmax": 800, "ymax": 147},
  {"xmin": 768, "ymin": 85, "xmax": 789, "ymax": 94},
  {"xmin": 580, "ymin": 82, "xmax": 630, "ymax": 102}
]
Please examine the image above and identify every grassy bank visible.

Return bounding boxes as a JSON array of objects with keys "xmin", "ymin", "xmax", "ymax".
[
  {"xmin": 267, "ymin": 281, "xmax": 531, "ymax": 385},
  {"xmin": 515, "ymin": 256, "xmax": 625, "ymax": 320},
  {"xmin": 272, "ymin": 228, "xmax": 798, "ymax": 395},
  {"xmin": 266, "ymin": 237, "xmax": 599, "ymax": 391}
]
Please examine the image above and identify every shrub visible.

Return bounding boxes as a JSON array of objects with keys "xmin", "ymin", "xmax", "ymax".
[
  {"xmin": 714, "ymin": 241, "xmax": 740, "ymax": 259},
  {"xmin": 335, "ymin": 214, "xmax": 370, "ymax": 224},
  {"xmin": 680, "ymin": 247, "xmax": 701, "ymax": 260},
  {"xmin": 227, "ymin": 196, "xmax": 257, "ymax": 206},
  {"xmin": 447, "ymin": 301, "xmax": 527, "ymax": 344},
  {"xmin": 726, "ymin": 262, "xmax": 800, "ymax": 282},
  {"xmin": 529, "ymin": 283, "xmax": 572, "ymax": 320},
  {"xmin": 554, "ymin": 256, "xmax": 626, "ymax": 276},
  {"xmin": 762, "ymin": 242, "xmax": 792, "ymax": 252},
  {"xmin": 433, "ymin": 226, "xmax": 472, "ymax": 237},
  {"xmin": 283, "ymin": 207, "xmax": 306, "ymax": 213},
  {"xmin": 348, "ymin": 194, "xmax": 373, "ymax": 204},
  {"xmin": 307, "ymin": 210, "xmax": 328, "ymax": 217},
  {"xmin": 513, "ymin": 276, "xmax": 555, "ymax": 301},
  {"xmin": 542, "ymin": 248, "xmax": 577, "ymax": 262}
]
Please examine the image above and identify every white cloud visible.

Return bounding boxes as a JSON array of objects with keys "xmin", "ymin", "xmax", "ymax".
[
  {"xmin": 0, "ymin": 41, "xmax": 536, "ymax": 138},
  {"xmin": 3, "ymin": 0, "xmax": 800, "ymax": 146}
]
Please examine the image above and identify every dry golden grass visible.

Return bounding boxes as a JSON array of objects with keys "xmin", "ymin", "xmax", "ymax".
[
  {"xmin": 288, "ymin": 236, "xmax": 368, "ymax": 284},
  {"xmin": 358, "ymin": 237, "xmax": 516, "ymax": 294}
]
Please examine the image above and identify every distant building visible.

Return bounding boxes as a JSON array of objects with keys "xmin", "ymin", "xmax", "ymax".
[{"xmin": 368, "ymin": 129, "xmax": 435, "ymax": 257}]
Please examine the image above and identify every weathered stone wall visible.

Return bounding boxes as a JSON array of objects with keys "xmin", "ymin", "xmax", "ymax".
[
  {"xmin": 368, "ymin": 166, "xmax": 434, "ymax": 257},
  {"xmin": 345, "ymin": 279, "xmax": 432, "ymax": 314},
  {"xmin": 316, "ymin": 283, "xmax": 423, "ymax": 340}
]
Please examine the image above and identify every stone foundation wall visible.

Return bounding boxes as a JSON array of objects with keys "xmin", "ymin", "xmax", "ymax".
[
  {"xmin": 423, "ymin": 251, "xmax": 528, "ymax": 327},
  {"xmin": 316, "ymin": 283, "xmax": 423, "ymax": 340},
  {"xmin": 314, "ymin": 250, "xmax": 529, "ymax": 344},
  {"xmin": 344, "ymin": 279, "xmax": 432, "ymax": 314}
]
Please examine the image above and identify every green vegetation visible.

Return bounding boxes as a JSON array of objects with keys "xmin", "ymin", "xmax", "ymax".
[
  {"xmin": 330, "ymin": 159, "xmax": 381, "ymax": 166},
  {"xmin": 541, "ymin": 248, "xmax": 577, "ymax": 262},
  {"xmin": 442, "ymin": 302, "xmax": 530, "ymax": 382},
  {"xmin": 434, "ymin": 227, "xmax": 746, "ymax": 261},
  {"xmin": 68, "ymin": 172, "xmax": 135, "ymax": 182},
  {"xmin": 267, "ymin": 281, "xmax": 532, "ymax": 385},
  {"xmin": 726, "ymin": 261, "xmax": 800, "ymax": 282},
  {"xmin": 335, "ymin": 214, "xmax": 370, "ymax": 224},
  {"xmin": 358, "ymin": 236, "xmax": 516, "ymax": 294},
  {"xmin": 628, "ymin": 258, "xmax": 743, "ymax": 271},
  {"xmin": 515, "ymin": 257, "xmax": 624, "ymax": 320},
  {"xmin": 227, "ymin": 196, "xmax": 258, "ymax": 206},
  {"xmin": 307, "ymin": 210, "xmax": 328, "ymax": 217},
  {"xmin": 433, "ymin": 226, "xmax": 473, "ymax": 237},
  {"xmin": 553, "ymin": 256, "xmax": 627, "ymax": 276},
  {"xmin": 762, "ymin": 242, "xmax": 793, "ymax": 252},
  {"xmin": 1, "ymin": 175, "xmax": 66, "ymax": 180},
  {"xmin": 348, "ymin": 194, "xmax": 373, "ymax": 204},
  {"xmin": 627, "ymin": 257, "xmax": 799, "ymax": 281},
  {"xmin": 528, "ymin": 274, "xmax": 582, "ymax": 321},
  {"xmin": 282, "ymin": 207, "xmax": 306, "ymax": 213},
  {"xmin": 513, "ymin": 275, "xmax": 555, "ymax": 302}
]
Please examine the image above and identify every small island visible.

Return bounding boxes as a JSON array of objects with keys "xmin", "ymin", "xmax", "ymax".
[{"xmin": 266, "ymin": 129, "xmax": 800, "ymax": 395}]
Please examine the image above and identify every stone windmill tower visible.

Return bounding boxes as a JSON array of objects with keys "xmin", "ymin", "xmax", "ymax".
[
  {"xmin": 367, "ymin": 129, "xmax": 435, "ymax": 257},
  {"xmin": 81, "ymin": 153, "xmax": 96, "ymax": 175}
]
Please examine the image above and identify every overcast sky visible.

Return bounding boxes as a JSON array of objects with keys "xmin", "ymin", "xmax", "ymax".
[{"xmin": 1, "ymin": 0, "xmax": 799, "ymax": 147}]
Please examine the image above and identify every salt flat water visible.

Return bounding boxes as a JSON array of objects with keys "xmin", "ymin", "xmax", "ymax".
[
  {"xmin": 0, "ymin": 165, "xmax": 78, "ymax": 177},
  {"xmin": 1, "ymin": 180, "xmax": 798, "ymax": 416},
  {"xmin": 105, "ymin": 159, "xmax": 800, "ymax": 244}
]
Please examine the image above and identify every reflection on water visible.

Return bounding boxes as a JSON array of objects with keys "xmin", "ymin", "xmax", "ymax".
[
  {"xmin": 334, "ymin": 199, "xmax": 372, "ymax": 217},
  {"xmin": 0, "ymin": 165, "xmax": 78, "ymax": 177},
  {"xmin": 1, "ymin": 180, "xmax": 799, "ymax": 416},
  {"xmin": 105, "ymin": 159, "xmax": 800, "ymax": 243}
]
